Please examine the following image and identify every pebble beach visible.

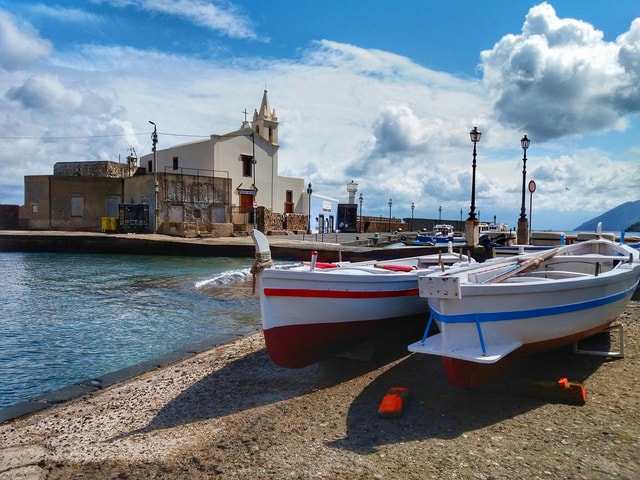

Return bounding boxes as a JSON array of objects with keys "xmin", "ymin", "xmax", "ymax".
[{"xmin": 1, "ymin": 296, "xmax": 638, "ymax": 479}]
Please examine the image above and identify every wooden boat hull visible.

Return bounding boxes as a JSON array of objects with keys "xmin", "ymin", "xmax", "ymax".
[
  {"xmin": 257, "ymin": 269, "xmax": 427, "ymax": 367},
  {"xmin": 402, "ymin": 240, "xmax": 435, "ymax": 246},
  {"xmin": 409, "ymin": 238, "xmax": 640, "ymax": 386},
  {"xmin": 415, "ymin": 236, "xmax": 453, "ymax": 244},
  {"xmin": 441, "ymin": 321, "xmax": 619, "ymax": 387},
  {"xmin": 263, "ymin": 313, "xmax": 425, "ymax": 368},
  {"xmin": 250, "ymin": 229, "xmax": 472, "ymax": 368}
]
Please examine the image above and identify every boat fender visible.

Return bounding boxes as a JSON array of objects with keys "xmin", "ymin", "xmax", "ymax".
[
  {"xmin": 375, "ymin": 264, "xmax": 416, "ymax": 272},
  {"xmin": 378, "ymin": 386, "xmax": 411, "ymax": 418},
  {"xmin": 315, "ymin": 262, "xmax": 339, "ymax": 268}
]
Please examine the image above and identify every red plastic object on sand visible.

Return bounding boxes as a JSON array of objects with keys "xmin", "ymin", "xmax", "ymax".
[{"xmin": 378, "ymin": 386, "xmax": 411, "ymax": 418}]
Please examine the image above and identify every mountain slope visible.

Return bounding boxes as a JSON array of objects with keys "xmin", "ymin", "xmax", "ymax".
[{"xmin": 573, "ymin": 200, "xmax": 640, "ymax": 231}]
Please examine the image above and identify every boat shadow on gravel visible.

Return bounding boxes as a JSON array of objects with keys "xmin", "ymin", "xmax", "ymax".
[
  {"xmin": 329, "ymin": 337, "xmax": 616, "ymax": 454},
  {"xmin": 111, "ymin": 332, "xmax": 424, "ymax": 440},
  {"xmin": 112, "ymin": 327, "xmax": 616, "ymax": 448}
]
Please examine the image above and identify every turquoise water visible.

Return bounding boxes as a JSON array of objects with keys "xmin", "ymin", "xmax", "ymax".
[{"xmin": 0, "ymin": 252, "xmax": 261, "ymax": 408}]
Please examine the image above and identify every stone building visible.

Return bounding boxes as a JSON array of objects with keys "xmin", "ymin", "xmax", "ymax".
[
  {"xmin": 21, "ymin": 161, "xmax": 131, "ymax": 231},
  {"xmin": 139, "ymin": 89, "xmax": 305, "ymax": 235},
  {"xmin": 20, "ymin": 91, "xmax": 308, "ymax": 236}
]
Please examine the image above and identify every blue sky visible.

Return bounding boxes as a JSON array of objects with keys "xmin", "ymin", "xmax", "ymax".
[{"xmin": 0, "ymin": 1, "xmax": 639, "ymax": 230}]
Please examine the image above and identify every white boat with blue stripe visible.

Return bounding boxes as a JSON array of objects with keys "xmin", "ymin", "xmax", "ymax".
[{"xmin": 408, "ymin": 229, "xmax": 640, "ymax": 387}]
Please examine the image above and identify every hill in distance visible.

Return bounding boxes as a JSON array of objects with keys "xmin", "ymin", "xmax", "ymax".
[{"xmin": 573, "ymin": 200, "xmax": 640, "ymax": 232}]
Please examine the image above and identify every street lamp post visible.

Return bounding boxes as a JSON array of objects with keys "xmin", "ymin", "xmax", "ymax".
[
  {"xmin": 466, "ymin": 126, "xmax": 482, "ymax": 245},
  {"xmin": 438, "ymin": 205, "xmax": 442, "ymax": 222},
  {"xmin": 528, "ymin": 180, "xmax": 536, "ymax": 240},
  {"xmin": 468, "ymin": 127, "xmax": 481, "ymax": 221},
  {"xmin": 517, "ymin": 135, "xmax": 531, "ymax": 245},
  {"xmin": 388, "ymin": 198, "xmax": 393, "ymax": 232},
  {"xmin": 252, "ymin": 133, "xmax": 257, "ymax": 229},
  {"xmin": 411, "ymin": 202, "xmax": 415, "ymax": 231},
  {"xmin": 148, "ymin": 121, "xmax": 158, "ymax": 233},
  {"xmin": 306, "ymin": 183, "xmax": 313, "ymax": 234},
  {"xmin": 359, "ymin": 193, "xmax": 363, "ymax": 233}
]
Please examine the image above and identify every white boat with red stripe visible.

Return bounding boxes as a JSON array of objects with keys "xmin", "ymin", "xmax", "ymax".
[{"xmin": 250, "ymin": 229, "xmax": 474, "ymax": 368}]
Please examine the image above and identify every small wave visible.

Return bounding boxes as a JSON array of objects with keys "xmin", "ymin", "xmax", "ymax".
[
  {"xmin": 194, "ymin": 261, "xmax": 301, "ymax": 289},
  {"xmin": 195, "ymin": 268, "xmax": 252, "ymax": 288}
]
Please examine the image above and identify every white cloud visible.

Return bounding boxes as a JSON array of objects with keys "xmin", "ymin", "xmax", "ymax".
[
  {"xmin": 529, "ymin": 150, "xmax": 640, "ymax": 214},
  {"xmin": 0, "ymin": 5, "xmax": 639, "ymax": 231},
  {"xmin": 27, "ymin": 4, "xmax": 101, "ymax": 24},
  {"xmin": 0, "ymin": 10, "xmax": 52, "ymax": 71},
  {"xmin": 6, "ymin": 75, "xmax": 83, "ymax": 111},
  {"xmin": 102, "ymin": 0, "xmax": 259, "ymax": 40},
  {"xmin": 481, "ymin": 2, "xmax": 639, "ymax": 141}
]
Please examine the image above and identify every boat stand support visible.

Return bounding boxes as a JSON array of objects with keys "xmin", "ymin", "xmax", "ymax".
[{"xmin": 573, "ymin": 323, "xmax": 624, "ymax": 358}]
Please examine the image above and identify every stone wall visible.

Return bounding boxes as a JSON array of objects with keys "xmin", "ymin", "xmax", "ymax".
[
  {"xmin": 360, "ymin": 216, "xmax": 404, "ymax": 233},
  {"xmin": 159, "ymin": 221, "xmax": 234, "ymax": 238},
  {"xmin": 160, "ymin": 173, "xmax": 229, "ymax": 227},
  {"xmin": 262, "ymin": 208, "xmax": 308, "ymax": 234},
  {"xmin": 54, "ymin": 161, "xmax": 139, "ymax": 178}
]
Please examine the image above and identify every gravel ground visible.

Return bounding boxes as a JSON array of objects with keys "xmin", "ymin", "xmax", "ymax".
[{"xmin": 1, "ymin": 301, "xmax": 639, "ymax": 480}]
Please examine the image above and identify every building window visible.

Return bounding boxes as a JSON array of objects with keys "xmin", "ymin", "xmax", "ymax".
[
  {"xmin": 71, "ymin": 196, "xmax": 84, "ymax": 217},
  {"xmin": 241, "ymin": 154, "xmax": 253, "ymax": 177},
  {"xmin": 130, "ymin": 197, "xmax": 135, "ymax": 204},
  {"xmin": 286, "ymin": 190, "xmax": 293, "ymax": 203},
  {"xmin": 173, "ymin": 156, "xmax": 179, "ymax": 170},
  {"xmin": 31, "ymin": 203, "xmax": 39, "ymax": 214},
  {"xmin": 141, "ymin": 196, "xmax": 148, "ymax": 205}
]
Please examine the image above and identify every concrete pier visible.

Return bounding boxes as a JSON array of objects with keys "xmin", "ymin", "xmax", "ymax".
[{"xmin": 0, "ymin": 230, "xmax": 487, "ymax": 262}]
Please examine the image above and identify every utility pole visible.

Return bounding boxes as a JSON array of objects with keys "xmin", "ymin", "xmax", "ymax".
[{"xmin": 149, "ymin": 121, "xmax": 158, "ymax": 233}]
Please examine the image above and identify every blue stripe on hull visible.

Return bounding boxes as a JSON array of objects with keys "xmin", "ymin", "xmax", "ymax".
[{"xmin": 432, "ymin": 282, "xmax": 638, "ymax": 324}]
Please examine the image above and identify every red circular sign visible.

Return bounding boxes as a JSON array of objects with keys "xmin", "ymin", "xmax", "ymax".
[{"xmin": 528, "ymin": 180, "xmax": 536, "ymax": 193}]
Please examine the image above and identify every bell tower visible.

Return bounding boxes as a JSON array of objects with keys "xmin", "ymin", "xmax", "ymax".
[{"xmin": 252, "ymin": 89, "xmax": 279, "ymax": 145}]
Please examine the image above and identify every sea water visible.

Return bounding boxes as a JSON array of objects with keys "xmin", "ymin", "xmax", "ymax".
[{"xmin": 0, "ymin": 252, "xmax": 261, "ymax": 408}]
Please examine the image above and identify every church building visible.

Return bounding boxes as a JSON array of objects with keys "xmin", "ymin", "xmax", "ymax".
[{"xmin": 21, "ymin": 90, "xmax": 310, "ymax": 236}]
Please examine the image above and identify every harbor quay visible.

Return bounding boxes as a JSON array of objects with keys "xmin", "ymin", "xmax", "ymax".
[
  {"xmin": 0, "ymin": 230, "xmax": 638, "ymax": 478},
  {"xmin": 0, "ymin": 229, "xmax": 490, "ymax": 262}
]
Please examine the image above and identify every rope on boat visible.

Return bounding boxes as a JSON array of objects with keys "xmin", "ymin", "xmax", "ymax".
[{"xmin": 250, "ymin": 250, "xmax": 274, "ymax": 294}]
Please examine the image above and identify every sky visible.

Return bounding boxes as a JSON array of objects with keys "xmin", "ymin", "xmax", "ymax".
[{"xmin": 0, "ymin": 1, "xmax": 639, "ymax": 231}]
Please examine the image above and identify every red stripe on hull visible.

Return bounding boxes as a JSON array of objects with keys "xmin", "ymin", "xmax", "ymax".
[
  {"xmin": 263, "ymin": 288, "xmax": 419, "ymax": 299},
  {"xmin": 442, "ymin": 321, "xmax": 614, "ymax": 387},
  {"xmin": 263, "ymin": 316, "xmax": 425, "ymax": 368}
]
